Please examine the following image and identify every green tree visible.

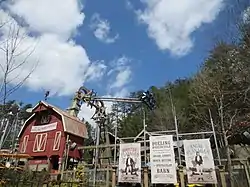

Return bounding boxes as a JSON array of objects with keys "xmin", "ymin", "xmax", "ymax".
[
  {"xmin": 188, "ymin": 37, "xmax": 250, "ymax": 186},
  {"xmin": 82, "ymin": 119, "xmax": 94, "ymax": 164}
]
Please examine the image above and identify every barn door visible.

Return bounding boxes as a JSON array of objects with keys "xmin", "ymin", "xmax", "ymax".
[
  {"xmin": 53, "ymin": 131, "xmax": 61, "ymax": 151},
  {"xmin": 33, "ymin": 133, "xmax": 47, "ymax": 152},
  {"xmin": 20, "ymin": 135, "xmax": 29, "ymax": 153}
]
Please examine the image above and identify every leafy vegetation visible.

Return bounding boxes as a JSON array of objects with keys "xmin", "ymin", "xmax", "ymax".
[{"xmin": 82, "ymin": 119, "xmax": 95, "ymax": 163}]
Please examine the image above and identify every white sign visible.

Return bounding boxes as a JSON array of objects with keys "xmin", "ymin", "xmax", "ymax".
[
  {"xmin": 31, "ymin": 122, "xmax": 57, "ymax": 132},
  {"xmin": 183, "ymin": 139, "xmax": 217, "ymax": 184},
  {"xmin": 150, "ymin": 135, "xmax": 177, "ymax": 184},
  {"xmin": 118, "ymin": 143, "xmax": 141, "ymax": 183}
]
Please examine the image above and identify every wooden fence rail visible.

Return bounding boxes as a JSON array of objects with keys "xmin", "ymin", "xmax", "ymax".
[{"xmin": 1, "ymin": 159, "xmax": 250, "ymax": 187}]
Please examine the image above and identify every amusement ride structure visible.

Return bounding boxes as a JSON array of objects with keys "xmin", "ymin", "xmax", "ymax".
[{"xmin": 66, "ymin": 86, "xmax": 156, "ymax": 185}]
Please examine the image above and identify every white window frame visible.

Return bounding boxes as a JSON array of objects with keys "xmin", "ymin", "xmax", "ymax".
[
  {"xmin": 20, "ymin": 135, "xmax": 29, "ymax": 153},
  {"xmin": 53, "ymin": 131, "xmax": 61, "ymax": 151},
  {"xmin": 33, "ymin": 133, "xmax": 47, "ymax": 152}
]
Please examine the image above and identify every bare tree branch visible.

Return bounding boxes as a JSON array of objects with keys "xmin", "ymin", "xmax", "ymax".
[
  {"xmin": 226, "ymin": 109, "xmax": 238, "ymax": 138},
  {"xmin": 0, "ymin": 17, "xmax": 37, "ymax": 105}
]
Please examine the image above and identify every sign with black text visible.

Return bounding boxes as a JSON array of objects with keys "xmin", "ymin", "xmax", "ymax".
[
  {"xmin": 31, "ymin": 122, "xmax": 57, "ymax": 132},
  {"xmin": 150, "ymin": 135, "xmax": 177, "ymax": 184},
  {"xmin": 118, "ymin": 143, "xmax": 141, "ymax": 183},
  {"xmin": 183, "ymin": 139, "xmax": 217, "ymax": 184}
]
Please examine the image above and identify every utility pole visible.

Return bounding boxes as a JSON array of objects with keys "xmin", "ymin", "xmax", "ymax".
[
  {"xmin": 0, "ymin": 118, "xmax": 4, "ymax": 132},
  {"xmin": 143, "ymin": 108, "xmax": 147, "ymax": 165},
  {"xmin": 168, "ymin": 89, "xmax": 182, "ymax": 165},
  {"xmin": 0, "ymin": 118, "xmax": 9, "ymax": 149},
  {"xmin": 93, "ymin": 123, "xmax": 100, "ymax": 187},
  {"xmin": 113, "ymin": 104, "xmax": 118, "ymax": 165},
  {"xmin": 11, "ymin": 113, "xmax": 19, "ymax": 153},
  {"xmin": 11, "ymin": 104, "xmax": 20, "ymax": 153},
  {"xmin": 208, "ymin": 109, "xmax": 221, "ymax": 165}
]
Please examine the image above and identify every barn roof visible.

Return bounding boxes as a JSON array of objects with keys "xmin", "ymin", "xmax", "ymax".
[{"xmin": 18, "ymin": 101, "xmax": 88, "ymax": 138}]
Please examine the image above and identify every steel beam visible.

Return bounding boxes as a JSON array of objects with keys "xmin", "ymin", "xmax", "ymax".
[
  {"xmin": 83, "ymin": 96, "xmax": 142, "ymax": 103},
  {"xmin": 178, "ymin": 131, "xmax": 214, "ymax": 136}
]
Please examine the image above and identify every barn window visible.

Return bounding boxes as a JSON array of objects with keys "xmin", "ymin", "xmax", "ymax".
[
  {"xmin": 33, "ymin": 133, "xmax": 47, "ymax": 152},
  {"xmin": 53, "ymin": 131, "xmax": 61, "ymax": 151},
  {"xmin": 20, "ymin": 135, "xmax": 29, "ymax": 153},
  {"xmin": 36, "ymin": 110, "xmax": 51, "ymax": 125}
]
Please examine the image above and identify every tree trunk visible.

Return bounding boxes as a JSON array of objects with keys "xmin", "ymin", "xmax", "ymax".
[{"xmin": 219, "ymin": 97, "xmax": 234, "ymax": 187}]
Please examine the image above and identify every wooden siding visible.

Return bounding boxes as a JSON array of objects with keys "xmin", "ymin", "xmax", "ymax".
[
  {"xmin": 18, "ymin": 101, "xmax": 85, "ymax": 160},
  {"xmin": 19, "ymin": 110, "xmax": 65, "ymax": 158}
]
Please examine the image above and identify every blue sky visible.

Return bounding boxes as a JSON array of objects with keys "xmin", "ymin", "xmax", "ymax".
[{"xmin": 0, "ymin": 0, "xmax": 237, "ymax": 122}]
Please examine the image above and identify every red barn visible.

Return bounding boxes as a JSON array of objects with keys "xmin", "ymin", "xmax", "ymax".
[{"xmin": 18, "ymin": 101, "xmax": 88, "ymax": 172}]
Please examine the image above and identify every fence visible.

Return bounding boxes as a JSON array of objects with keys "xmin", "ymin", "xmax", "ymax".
[
  {"xmin": 1, "ymin": 159, "xmax": 250, "ymax": 187},
  {"xmin": 0, "ymin": 167, "xmax": 112, "ymax": 187},
  {"xmin": 0, "ymin": 169, "xmax": 81, "ymax": 187},
  {"xmin": 0, "ymin": 181, "xmax": 82, "ymax": 187},
  {"xmin": 217, "ymin": 159, "xmax": 250, "ymax": 187},
  {"xmin": 59, "ymin": 168, "xmax": 111, "ymax": 187},
  {"xmin": 111, "ymin": 159, "xmax": 250, "ymax": 187}
]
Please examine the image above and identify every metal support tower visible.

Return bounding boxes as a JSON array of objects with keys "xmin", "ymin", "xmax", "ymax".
[{"xmin": 67, "ymin": 86, "xmax": 148, "ymax": 187}]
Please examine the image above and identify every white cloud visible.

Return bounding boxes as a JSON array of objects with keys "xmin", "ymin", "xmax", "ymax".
[
  {"xmin": 125, "ymin": 0, "xmax": 134, "ymax": 10},
  {"xmin": 0, "ymin": 0, "xmax": 128, "ymax": 128},
  {"xmin": 90, "ymin": 13, "xmax": 119, "ymax": 44},
  {"xmin": 243, "ymin": 7, "xmax": 250, "ymax": 23},
  {"xmin": 22, "ymin": 34, "xmax": 106, "ymax": 95},
  {"xmin": 9, "ymin": 0, "xmax": 84, "ymax": 39},
  {"xmin": 107, "ymin": 56, "xmax": 132, "ymax": 93},
  {"xmin": 110, "ymin": 68, "xmax": 131, "ymax": 89},
  {"xmin": 137, "ymin": 0, "xmax": 224, "ymax": 56},
  {"xmin": 78, "ymin": 104, "xmax": 96, "ymax": 126},
  {"xmin": 0, "ymin": 0, "xmax": 106, "ymax": 96},
  {"xmin": 84, "ymin": 60, "xmax": 107, "ymax": 82}
]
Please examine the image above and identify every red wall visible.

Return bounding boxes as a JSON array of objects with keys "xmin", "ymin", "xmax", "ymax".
[
  {"xmin": 19, "ymin": 111, "xmax": 65, "ymax": 158},
  {"xmin": 19, "ymin": 107, "xmax": 85, "ymax": 160}
]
